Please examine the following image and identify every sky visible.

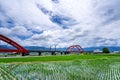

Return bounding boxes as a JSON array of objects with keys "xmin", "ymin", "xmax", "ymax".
[{"xmin": 0, "ymin": 0, "xmax": 120, "ymax": 48}]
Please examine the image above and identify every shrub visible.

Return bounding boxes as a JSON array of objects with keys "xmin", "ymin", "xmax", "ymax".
[{"xmin": 102, "ymin": 47, "xmax": 110, "ymax": 53}]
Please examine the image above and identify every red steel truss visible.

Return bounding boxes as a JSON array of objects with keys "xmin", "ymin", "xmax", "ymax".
[
  {"xmin": 66, "ymin": 45, "xmax": 84, "ymax": 53},
  {"xmin": 0, "ymin": 34, "xmax": 27, "ymax": 53}
]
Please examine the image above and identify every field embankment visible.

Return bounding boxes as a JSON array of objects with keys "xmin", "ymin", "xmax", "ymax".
[{"xmin": 0, "ymin": 54, "xmax": 119, "ymax": 63}]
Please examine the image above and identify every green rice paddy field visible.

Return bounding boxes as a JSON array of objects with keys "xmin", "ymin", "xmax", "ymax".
[{"xmin": 0, "ymin": 54, "xmax": 120, "ymax": 80}]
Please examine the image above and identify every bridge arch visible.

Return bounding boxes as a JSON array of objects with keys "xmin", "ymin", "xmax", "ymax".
[
  {"xmin": 0, "ymin": 34, "xmax": 27, "ymax": 54},
  {"xmin": 66, "ymin": 45, "xmax": 84, "ymax": 53}
]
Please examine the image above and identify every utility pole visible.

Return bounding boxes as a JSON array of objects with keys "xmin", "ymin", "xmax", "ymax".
[
  {"xmin": 54, "ymin": 44, "xmax": 57, "ymax": 51},
  {"xmin": 0, "ymin": 40, "xmax": 1, "ymax": 48},
  {"xmin": 50, "ymin": 45, "xmax": 51, "ymax": 51}
]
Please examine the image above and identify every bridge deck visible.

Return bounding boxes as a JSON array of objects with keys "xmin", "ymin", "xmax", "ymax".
[{"xmin": 28, "ymin": 50, "xmax": 67, "ymax": 53}]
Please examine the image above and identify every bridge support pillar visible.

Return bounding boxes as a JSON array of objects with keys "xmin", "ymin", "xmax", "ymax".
[
  {"xmin": 51, "ymin": 51, "xmax": 56, "ymax": 55},
  {"xmin": 22, "ymin": 53, "xmax": 25, "ymax": 56},
  {"xmin": 21, "ymin": 52, "xmax": 29, "ymax": 56},
  {"xmin": 60, "ymin": 52, "xmax": 63, "ymax": 55},
  {"xmin": 38, "ymin": 52, "xmax": 41, "ymax": 56},
  {"xmin": 64, "ymin": 51, "xmax": 70, "ymax": 55}
]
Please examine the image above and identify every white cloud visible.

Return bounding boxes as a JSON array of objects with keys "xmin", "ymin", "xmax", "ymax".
[
  {"xmin": 0, "ymin": 26, "xmax": 33, "ymax": 40},
  {"xmin": 11, "ymin": 26, "xmax": 33, "ymax": 37},
  {"xmin": 0, "ymin": 0, "xmax": 120, "ymax": 48}
]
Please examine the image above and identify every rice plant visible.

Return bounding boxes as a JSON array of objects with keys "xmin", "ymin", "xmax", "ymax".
[{"xmin": 0, "ymin": 57, "xmax": 120, "ymax": 80}]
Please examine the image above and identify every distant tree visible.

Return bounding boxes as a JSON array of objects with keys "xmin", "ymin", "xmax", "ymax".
[{"xmin": 102, "ymin": 47, "xmax": 110, "ymax": 53}]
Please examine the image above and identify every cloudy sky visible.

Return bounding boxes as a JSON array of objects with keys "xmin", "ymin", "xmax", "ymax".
[{"xmin": 0, "ymin": 0, "xmax": 120, "ymax": 48}]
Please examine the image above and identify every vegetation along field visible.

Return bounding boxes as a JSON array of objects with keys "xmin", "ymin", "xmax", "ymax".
[{"xmin": 0, "ymin": 54, "xmax": 120, "ymax": 80}]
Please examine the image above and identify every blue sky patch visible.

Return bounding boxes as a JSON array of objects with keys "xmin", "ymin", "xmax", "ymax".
[
  {"xmin": 50, "ymin": 15, "xmax": 76, "ymax": 28},
  {"xmin": 51, "ymin": 0, "xmax": 59, "ymax": 3}
]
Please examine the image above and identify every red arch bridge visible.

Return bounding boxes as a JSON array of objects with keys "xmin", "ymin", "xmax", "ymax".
[{"xmin": 0, "ymin": 34, "xmax": 84, "ymax": 56}]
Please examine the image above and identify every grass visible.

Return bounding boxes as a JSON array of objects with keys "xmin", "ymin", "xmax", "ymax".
[{"xmin": 0, "ymin": 54, "xmax": 119, "ymax": 63}]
